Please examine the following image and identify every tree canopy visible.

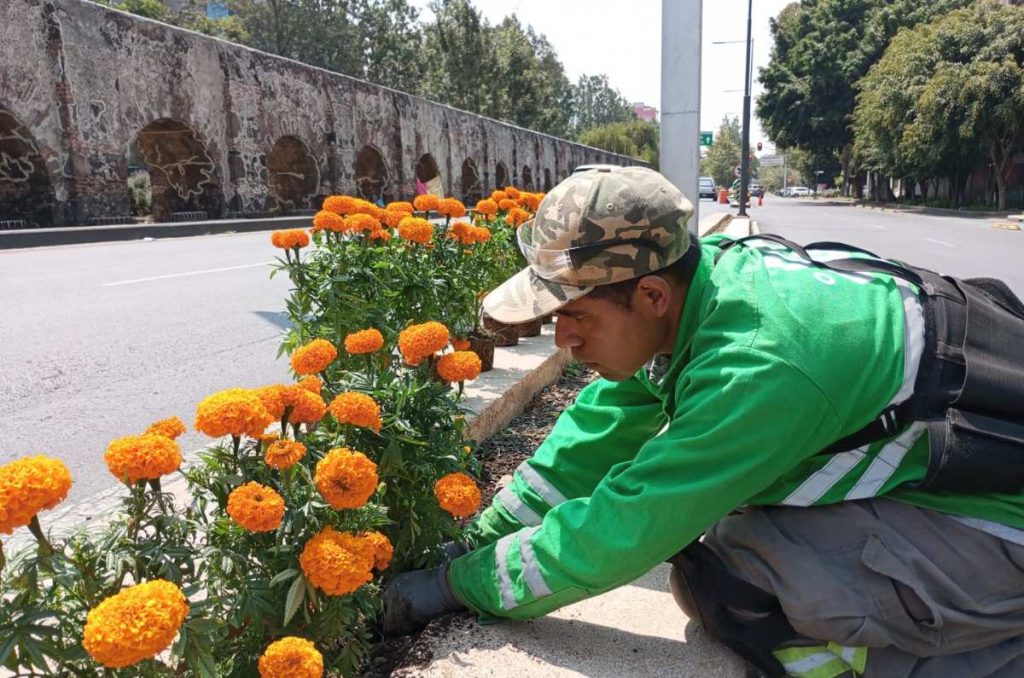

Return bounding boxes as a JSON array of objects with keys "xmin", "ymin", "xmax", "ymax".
[{"xmin": 854, "ymin": 2, "xmax": 1024, "ymax": 209}]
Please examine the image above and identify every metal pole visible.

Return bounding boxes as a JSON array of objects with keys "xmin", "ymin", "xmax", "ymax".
[
  {"xmin": 738, "ymin": 0, "xmax": 753, "ymax": 217},
  {"xmin": 660, "ymin": 0, "xmax": 703, "ymax": 231}
]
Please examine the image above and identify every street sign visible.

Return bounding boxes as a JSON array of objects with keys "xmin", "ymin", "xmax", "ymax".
[
  {"xmin": 733, "ymin": 165, "xmax": 742, "ymax": 178},
  {"xmin": 760, "ymin": 155, "xmax": 785, "ymax": 167},
  {"xmin": 700, "ymin": 131, "xmax": 713, "ymax": 146}
]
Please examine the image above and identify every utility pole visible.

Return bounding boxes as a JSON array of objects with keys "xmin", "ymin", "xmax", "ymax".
[
  {"xmin": 738, "ymin": 0, "xmax": 753, "ymax": 217},
  {"xmin": 660, "ymin": 0, "xmax": 702, "ymax": 231}
]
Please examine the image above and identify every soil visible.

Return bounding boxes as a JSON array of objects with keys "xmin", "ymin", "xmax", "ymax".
[{"xmin": 362, "ymin": 363, "xmax": 596, "ymax": 677}]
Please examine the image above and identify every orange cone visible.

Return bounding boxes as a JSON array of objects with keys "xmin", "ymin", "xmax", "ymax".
[{"xmin": 758, "ymin": 194, "xmax": 764, "ymax": 207}]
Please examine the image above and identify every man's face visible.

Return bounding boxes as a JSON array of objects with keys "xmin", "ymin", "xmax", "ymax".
[{"xmin": 553, "ymin": 283, "xmax": 676, "ymax": 381}]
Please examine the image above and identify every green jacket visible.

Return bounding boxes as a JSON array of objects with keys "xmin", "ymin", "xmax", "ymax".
[{"xmin": 448, "ymin": 234, "xmax": 1024, "ymax": 620}]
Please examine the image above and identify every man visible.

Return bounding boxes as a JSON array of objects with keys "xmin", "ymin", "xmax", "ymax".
[{"xmin": 383, "ymin": 166, "xmax": 1024, "ymax": 677}]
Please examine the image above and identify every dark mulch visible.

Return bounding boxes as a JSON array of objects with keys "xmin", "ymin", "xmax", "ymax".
[{"xmin": 362, "ymin": 363, "xmax": 595, "ymax": 677}]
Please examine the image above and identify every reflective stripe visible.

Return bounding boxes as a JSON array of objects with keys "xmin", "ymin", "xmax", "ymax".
[
  {"xmin": 782, "ymin": 448, "xmax": 866, "ymax": 506},
  {"xmin": 890, "ymin": 282, "xmax": 925, "ymax": 406},
  {"xmin": 497, "ymin": 486, "xmax": 542, "ymax": 526},
  {"xmin": 774, "ymin": 647, "xmax": 850, "ymax": 678},
  {"xmin": 518, "ymin": 526, "xmax": 552, "ymax": 598},
  {"xmin": 827, "ymin": 642, "xmax": 868, "ymax": 674},
  {"xmin": 951, "ymin": 515, "xmax": 1024, "ymax": 548},
  {"xmin": 494, "ymin": 533, "xmax": 518, "ymax": 610},
  {"xmin": 845, "ymin": 423, "xmax": 924, "ymax": 500},
  {"xmin": 517, "ymin": 463, "xmax": 567, "ymax": 507}
]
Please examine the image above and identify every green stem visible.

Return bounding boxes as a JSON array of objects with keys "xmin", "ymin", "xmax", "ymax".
[
  {"xmin": 231, "ymin": 435, "xmax": 241, "ymax": 467},
  {"xmin": 27, "ymin": 515, "xmax": 53, "ymax": 557}
]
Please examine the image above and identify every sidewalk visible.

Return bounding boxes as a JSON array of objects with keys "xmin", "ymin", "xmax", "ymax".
[{"xmin": 390, "ymin": 212, "xmax": 754, "ymax": 678}]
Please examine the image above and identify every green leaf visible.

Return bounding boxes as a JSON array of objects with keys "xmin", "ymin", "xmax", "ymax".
[
  {"xmin": 283, "ymin": 575, "xmax": 306, "ymax": 627},
  {"xmin": 270, "ymin": 568, "xmax": 300, "ymax": 588}
]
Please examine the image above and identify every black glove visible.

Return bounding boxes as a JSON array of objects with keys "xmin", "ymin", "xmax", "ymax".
[
  {"xmin": 382, "ymin": 564, "xmax": 465, "ymax": 637},
  {"xmin": 439, "ymin": 539, "xmax": 471, "ymax": 563}
]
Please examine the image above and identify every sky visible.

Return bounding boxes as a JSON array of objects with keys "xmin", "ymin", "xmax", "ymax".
[{"xmin": 411, "ymin": 0, "xmax": 794, "ymax": 153}]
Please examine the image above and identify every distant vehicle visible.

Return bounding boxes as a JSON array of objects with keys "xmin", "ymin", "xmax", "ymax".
[
  {"xmin": 699, "ymin": 176, "xmax": 716, "ymax": 200},
  {"xmin": 571, "ymin": 164, "xmax": 622, "ymax": 175},
  {"xmin": 786, "ymin": 186, "xmax": 811, "ymax": 197},
  {"xmin": 749, "ymin": 182, "xmax": 765, "ymax": 198}
]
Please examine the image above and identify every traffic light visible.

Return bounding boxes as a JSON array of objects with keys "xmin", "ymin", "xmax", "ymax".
[{"xmin": 756, "ymin": 141, "xmax": 763, "ymax": 152}]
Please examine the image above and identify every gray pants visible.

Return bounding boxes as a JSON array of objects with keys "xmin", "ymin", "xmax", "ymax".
[{"xmin": 705, "ymin": 499, "xmax": 1024, "ymax": 677}]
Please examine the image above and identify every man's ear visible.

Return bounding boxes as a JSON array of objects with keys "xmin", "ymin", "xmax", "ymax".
[{"xmin": 634, "ymin": 275, "xmax": 673, "ymax": 316}]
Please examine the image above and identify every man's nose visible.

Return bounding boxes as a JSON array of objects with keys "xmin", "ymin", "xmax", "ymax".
[{"xmin": 554, "ymin": 318, "xmax": 582, "ymax": 349}]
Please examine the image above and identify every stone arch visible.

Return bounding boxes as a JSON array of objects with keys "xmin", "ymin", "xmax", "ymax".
[
  {"xmin": 0, "ymin": 107, "xmax": 56, "ymax": 227},
  {"xmin": 415, "ymin": 153, "xmax": 442, "ymax": 193},
  {"xmin": 494, "ymin": 162, "xmax": 509, "ymax": 190},
  {"xmin": 522, "ymin": 165, "xmax": 534, "ymax": 191},
  {"xmin": 266, "ymin": 135, "xmax": 320, "ymax": 212},
  {"xmin": 460, "ymin": 158, "xmax": 483, "ymax": 205},
  {"xmin": 133, "ymin": 118, "xmax": 221, "ymax": 222},
  {"xmin": 543, "ymin": 168, "xmax": 553, "ymax": 192},
  {"xmin": 354, "ymin": 144, "xmax": 390, "ymax": 204}
]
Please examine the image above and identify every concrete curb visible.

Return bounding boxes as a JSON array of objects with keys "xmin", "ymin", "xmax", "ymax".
[{"xmin": 0, "ymin": 216, "xmax": 311, "ymax": 249}]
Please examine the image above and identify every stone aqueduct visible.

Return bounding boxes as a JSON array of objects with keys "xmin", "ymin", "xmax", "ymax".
[{"xmin": 0, "ymin": 0, "xmax": 636, "ymax": 228}]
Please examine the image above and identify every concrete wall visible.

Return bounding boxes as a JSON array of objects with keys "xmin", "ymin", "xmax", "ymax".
[{"xmin": 0, "ymin": 0, "xmax": 638, "ymax": 227}]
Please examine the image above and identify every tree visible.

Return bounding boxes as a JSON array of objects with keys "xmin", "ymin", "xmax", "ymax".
[
  {"xmin": 358, "ymin": 0, "xmax": 428, "ymax": 95},
  {"xmin": 757, "ymin": 0, "xmax": 973, "ymax": 192},
  {"xmin": 569, "ymin": 74, "xmax": 635, "ymax": 139},
  {"xmin": 854, "ymin": 2, "xmax": 1024, "ymax": 209},
  {"xmin": 421, "ymin": 0, "xmax": 500, "ymax": 117},
  {"xmin": 701, "ymin": 116, "xmax": 741, "ymax": 189},
  {"xmin": 578, "ymin": 120, "xmax": 659, "ymax": 166}
]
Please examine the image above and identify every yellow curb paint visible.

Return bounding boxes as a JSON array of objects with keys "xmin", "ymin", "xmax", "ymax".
[{"xmin": 992, "ymin": 222, "xmax": 1022, "ymax": 231}]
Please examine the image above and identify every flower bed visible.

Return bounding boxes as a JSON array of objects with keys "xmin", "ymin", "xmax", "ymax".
[{"xmin": 0, "ymin": 188, "xmax": 544, "ymax": 675}]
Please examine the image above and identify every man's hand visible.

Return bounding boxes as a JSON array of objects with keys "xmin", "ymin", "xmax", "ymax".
[{"xmin": 382, "ymin": 564, "xmax": 465, "ymax": 637}]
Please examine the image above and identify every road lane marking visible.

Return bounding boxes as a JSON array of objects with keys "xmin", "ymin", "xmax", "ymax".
[
  {"xmin": 103, "ymin": 262, "xmax": 272, "ymax": 286},
  {"xmin": 868, "ymin": 224, "xmax": 887, "ymax": 230},
  {"xmin": 925, "ymin": 238, "xmax": 954, "ymax": 248}
]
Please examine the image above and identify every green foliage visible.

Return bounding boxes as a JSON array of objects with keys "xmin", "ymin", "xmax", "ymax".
[
  {"xmin": 700, "ymin": 116, "xmax": 741, "ymax": 189},
  {"xmin": 578, "ymin": 119, "xmax": 659, "ymax": 166},
  {"xmin": 127, "ymin": 172, "xmax": 151, "ymax": 217},
  {"xmin": 103, "ymin": 0, "xmax": 170, "ymax": 21},
  {"xmin": 570, "ymin": 74, "xmax": 637, "ymax": 139},
  {"xmin": 853, "ymin": 2, "xmax": 1024, "ymax": 209},
  {"xmin": 757, "ymin": 0, "xmax": 973, "ymax": 161}
]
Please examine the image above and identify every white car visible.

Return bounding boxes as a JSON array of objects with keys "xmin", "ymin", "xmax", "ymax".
[{"xmin": 785, "ymin": 186, "xmax": 811, "ymax": 197}]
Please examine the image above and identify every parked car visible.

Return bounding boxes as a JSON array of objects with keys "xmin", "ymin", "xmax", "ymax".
[
  {"xmin": 699, "ymin": 176, "xmax": 716, "ymax": 200},
  {"xmin": 749, "ymin": 182, "xmax": 765, "ymax": 198},
  {"xmin": 785, "ymin": 186, "xmax": 811, "ymax": 197}
]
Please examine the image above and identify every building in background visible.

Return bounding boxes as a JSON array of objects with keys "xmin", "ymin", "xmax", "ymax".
[{"xmin": 632, "ymin": 102, "xmax": 659, "ymax": 122}]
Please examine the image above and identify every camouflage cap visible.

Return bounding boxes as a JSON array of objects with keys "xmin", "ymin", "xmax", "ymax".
[{"xmin": 483, "ymin": 166, "xmax": 693, "ymax": 323}]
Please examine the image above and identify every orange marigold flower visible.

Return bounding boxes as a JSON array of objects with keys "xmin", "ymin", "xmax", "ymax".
[
  {"xmin": 475, "ymin": 198, "xmax": 498, "ymax": 216},
  {"xmin": 344, "ymin": 328, "xmax": 385, "ymax": 355},
  {"xmin": 265, "ymin": 439, "xmax": 307, "ymax": 470},
  {"xmin": 491, "ymin": 190, "xmax": 508, "ymax": 203},
  {"xmin": 468, "ymin": 226, "xmax": 491, "ymax": 244},
  {"xmin": 195, "ymin": 388, "xmax": 274, "ymax": 439},
  {"xmin": 437, "ymin": 197, "xmax": 467, "ymax": 218},
  {"xmin": 144, "ymin": 416, "xmax": 186, "ymax": 440},
  {"xmin": 345, "ymin": 213, "xmax": 382, "ymax": 234},
  {"xmin": 271, "ymin": 229, "xmax": 310, "ymax": 249},
  {"xmin": 370, "ymin": 228, "xmax": 392, "ymax": 242},
  {"xmin": 323, "ymin": 195, "xmax": 355, "ymax": 215},
  {"xmin": 312, "ymin": 210, "xmax": 345, "ymax": 233},
  {"xmin": 0, "ymin": 455, "xmax": 73, "ymax": 534},
  {"xmin": 451, "ymin": 337, "xmax": 471, "ymax": 351},
  {"xmin": 260, "ymin": 431, "xmax": 280, "ymax": 445},
  {"xmin": 398, "ymin": 321, "xmax": 450, "ymax": 365},
  {"xmin": 363, "ymin": 530, "xmax": 393, "ymax": 570},
  {"xmin": 519, "ymin": 193, "xmax": 541, "ymax": 211},
  {"xmin": 256, "ymin": 384, "xmax": 291, "ymax": 420},
  {"xmin": 104, "ymin": 434, "xmax": 181, "ymax": 484},
  {"xmin": 413, "ymin": 194, "xmax": 439, "ymax": 212},
  {"xmin": 504, "ymin": 186, "xmax": 521, "ymax": 199},
  {"xmin": 291, "ymin": 338, "xmax": 338, "ymax": 375},
  {"xmin": 227, "ymin": 482, "xmax": 285, "ymax": 532},
  {"xmin": 83, "ymin": 580, "xmax": 189, "ymax": 668},
  {"xmin": 328, "ymin": 392, "xmax": 382, "ymax": 432},
  {"xmin": 434, "ymin": 471, "xmax": 481, "ymax": 518},
  {"xmin": 436, "ymin": 351, "xmax": 482, "ymax": 383},
  {"xmin": 259, "ymin": 637, "xmax": 324, "ymax": 678},
  {"xmin": 349, "ymin": 198, "xmax": 377, "ymax": 216},
  {"xmin": 507, "ymin": 207, "xmax": 530, "ymax": 227},
  {"xmin": 383, "ymin": 208, "xmax": 407, "ymax": 228},
  {"xmin": 498, "ymin": 198, "xmax": 517, "ymax": 212},
  {"xmin": 386, "ymin": 201, "xmax": 414, "ymax": 213},
  {"xmin": 314, "ymin": 447, "xmax": 378, "ymax": 509},
  {"xmin": 299, "ymin": 526, "xmax": 375, "ymax": 596},
  {"xmin": 397, "ymin": 216, "xmax": 434, "ymax": 245},
  {"xmin": 297, "ymin": 375, "xmax": 322, "ymax": 394},
  {"xmin": 448, "ymin": 220, "xmax": 470, "ymax": 244},
  {"xmin": 286, "ymin": 387, "xmax": 327, "ymax": 425}
]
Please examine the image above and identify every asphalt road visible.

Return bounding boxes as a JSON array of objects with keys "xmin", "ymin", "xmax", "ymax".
[
  {"xmin": 0, "ymin": 232, "xmax": 293, "ymax": 502},
  {"xmin": 1, "ymin": 199, "xmax": 1021, "ymax": 510},
  {"xmin": 700, "ymin": 197, "xmax": 1024, "ymax": 294}
]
